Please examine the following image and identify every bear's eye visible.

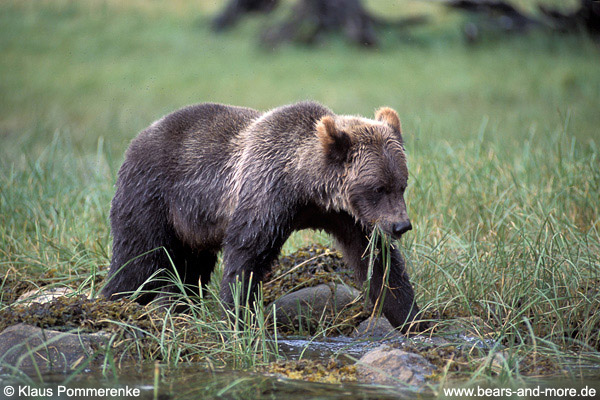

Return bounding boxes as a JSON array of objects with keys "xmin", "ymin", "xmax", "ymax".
[{"xmin": 374, "ymin": 185, "xmax": 387, "ymax": 195}]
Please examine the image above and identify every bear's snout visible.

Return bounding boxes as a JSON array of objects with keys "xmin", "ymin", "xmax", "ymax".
[{"xmin": 391, "ymin": 220, "xmax": 412, "ymax": 238}]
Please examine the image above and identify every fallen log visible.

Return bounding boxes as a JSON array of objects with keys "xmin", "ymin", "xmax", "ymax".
[
  {"xmin": 538, "ymin": 0, "xmax": 600, "ymax": 37},
  {"xmin": 261, "ymin": 0, "xmax": 378, "ymax": 47},
  {"xmin": 212, "ymin": 0, "xmax": 279, "ymax": 31}
]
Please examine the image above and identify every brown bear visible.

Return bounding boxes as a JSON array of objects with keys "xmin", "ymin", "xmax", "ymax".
[{"xmin": 102, "ymin": 101, "xmax": 422, "ymax": 332}]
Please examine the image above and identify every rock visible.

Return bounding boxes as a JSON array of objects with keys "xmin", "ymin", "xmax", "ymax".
[
  {"xmin": 356, "ymin": 345, "xmax": 436, "ymax": 386},
  {"xmin": 272, "ymin": 283, "xmax": 361, "ymax": 332},
  {"xmin": 273, "ymin": 284, "xmax": 331, "ymax": 318},
  {"xmin": 0, "ymin": 324, "xmax": 108, "ymax": 372},
  {"xmin": 330, "ymin": 284, "xmax": 361, "ymax": 310},
  {"xmin": 17, "ymin": 287, "xmax": 77, "ymax": 306},
  {"xmin": 352, "ymin": 317, "xmax": 402, "ymax": 340}
]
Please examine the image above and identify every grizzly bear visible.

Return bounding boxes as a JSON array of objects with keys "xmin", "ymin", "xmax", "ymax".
[{"xmin": 102, "ymin": 101, "xmax": 422, "ymax": 332}]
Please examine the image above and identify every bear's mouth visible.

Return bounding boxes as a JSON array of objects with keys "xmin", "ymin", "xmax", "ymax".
[{"xmin": 378, "ymin": 221, "xmax": 412, "ymax": 240}]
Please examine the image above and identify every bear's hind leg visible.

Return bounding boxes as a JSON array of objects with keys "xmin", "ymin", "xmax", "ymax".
[
  {"xmin": 102, "ymin": 238, "xmax": 176, "ymax": 305},
  {"xmin": 157, "ymin": 247, "xmax": 218, "ymax": 301}
]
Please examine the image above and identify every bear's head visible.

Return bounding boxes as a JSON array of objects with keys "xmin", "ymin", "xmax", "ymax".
[{"xmin": 316, "ymin": 107, "xmax": 412, "ymax": 239}]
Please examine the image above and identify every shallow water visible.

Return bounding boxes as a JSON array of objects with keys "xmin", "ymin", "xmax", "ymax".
[
  {"xmin": 276, "ymin": 336, "xmax": 393, "ymax": 360},
  {"xmin": 0, "ymin": 365, "xmax": 423, "ymax": 400},
  {"xmin": 3, "ymin": 364, "xmax": 599, "ymax": 400},
  {"xmin": 1, "ymin": 337, "xmax": 598, "ymax": 400}
]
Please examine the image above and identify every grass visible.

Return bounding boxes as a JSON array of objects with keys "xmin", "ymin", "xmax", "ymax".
[{"xmin": 0, "ymin": 0, "xmax": 599, "ymax": 392}]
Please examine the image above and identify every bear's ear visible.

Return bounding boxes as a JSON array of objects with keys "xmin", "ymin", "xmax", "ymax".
[
  {"xmin": 375, "ymin": 107, "xmax": 402, "ymax": 133},
  {"xmin": 316, "ymin": 116, "xmax": 352, "ymax": 164}
]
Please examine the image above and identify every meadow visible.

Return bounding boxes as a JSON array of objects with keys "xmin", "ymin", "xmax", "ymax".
[{"xmin": 0, "ymin": 0, "xmax": 599, "ymax": 394}]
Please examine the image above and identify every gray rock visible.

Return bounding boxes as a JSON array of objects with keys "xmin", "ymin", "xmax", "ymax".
[
  {"xmin": 272, "ymin": 283, "xmax": 360, "ymax": 330},
  {"xmin": 330, "ymin": 284, "xmax": 361, "ymax": 310},
  {"xmin": 356, "ymin": 345, "xmax": 436, "ymax": 386},
  {"xmin": 352, "ymin": 317, "xmax": 403, "ymax": 340},
  {"xmin": 0, "ymin": 324, "xmax": 108, "ymax": 372}
]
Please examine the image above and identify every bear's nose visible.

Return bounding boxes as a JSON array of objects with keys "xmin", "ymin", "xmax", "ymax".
[{"xmin": 392, "ymin": 221, "xmax": 412, "ymax": 237}]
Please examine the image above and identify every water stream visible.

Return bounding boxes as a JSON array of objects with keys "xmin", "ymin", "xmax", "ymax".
[
  {"xmin": 1, "ymin": 336, "xmax": 598, "ymax": 399},
  {"xmin": 0, "ymin": 365, "xmax": 425, "ymax": 400},
  {"xmin": 276, "ymin": 336, "xmax": 389, "ymax": 360}
]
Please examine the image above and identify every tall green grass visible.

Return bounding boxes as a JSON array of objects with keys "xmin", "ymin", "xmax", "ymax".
[{"xmin": 408, "ymin": 120, "xmax": 599, "ymax": 338}]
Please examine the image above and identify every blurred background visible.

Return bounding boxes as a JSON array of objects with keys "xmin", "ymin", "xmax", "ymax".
[{"xmin": 1, "ymin": 0, "xmax": 598, "ymax": 153}]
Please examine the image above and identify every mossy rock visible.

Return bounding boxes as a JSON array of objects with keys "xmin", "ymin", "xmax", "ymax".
[
  {"xmin": 0, "ymin": 295, "xmax": 215, "ymax": 364},
  {"xmin": 264, "ymin": 245, "xmax": 372, "ymax": 336},
  {"xmin": 0, "ymin": 295, "xmax": 156, "ymax": 334},
  {"xmin": 263, "ymin": 244, "xmax": 356, "ymax": 305}
]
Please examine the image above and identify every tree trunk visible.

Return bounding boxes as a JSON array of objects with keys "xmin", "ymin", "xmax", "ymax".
[{"xmin": 261, "ymin": 0, "xmax": 378, "ymax": 47}]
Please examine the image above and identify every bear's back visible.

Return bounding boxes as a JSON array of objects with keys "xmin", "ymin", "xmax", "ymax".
[
  {"xmin": 150, "ymin": 103, "xmax": 261, "ymax": 142},
  {"xmin": 124, "ymin": 103, "xmax": 261, "ymax": 171}
]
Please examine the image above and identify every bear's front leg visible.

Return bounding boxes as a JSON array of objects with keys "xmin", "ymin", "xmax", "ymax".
[
  {"xmin": 328, "ymin": 217, "xmax": 424, "ymax": 333},
  {"xmin": 219, "ymin": 212, "xmax": 291, "ymax": 319},
  {"xmin": 367, "ymin": 245, "xmax": 423, "ymax": 333}
]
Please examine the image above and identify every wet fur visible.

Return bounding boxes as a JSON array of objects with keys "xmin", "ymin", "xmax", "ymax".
[{"xmin": 102, "ymin": 101, "xmax": 421, "ymax": 331}]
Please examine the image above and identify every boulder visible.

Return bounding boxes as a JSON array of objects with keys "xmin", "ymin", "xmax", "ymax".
[
  {"xmin": 272, "ymin": 283, "xmax": 361, "ymax": 332},
  {"xmin": 0, "ymin": 323, "xmax": 108, "ymax": 372},
  {"xmin": 352, "ymin": 317, "xmax": 402, "ymax": 340},
  {"xmin": 356, "ymin": 345, "xmax": 436, "ymax": 386}
]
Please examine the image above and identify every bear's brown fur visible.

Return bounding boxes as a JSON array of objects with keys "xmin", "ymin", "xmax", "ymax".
[{"xmin": 102, "ymin": 101, "xmax": 421, "ymax": 332}]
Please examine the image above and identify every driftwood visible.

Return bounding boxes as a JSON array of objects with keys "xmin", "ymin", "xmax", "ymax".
[
  {"xmin": 212, "ymin": 0, "xmax": 427, "ymax": 47},
  {"xmin": 538, "ymin": 0, "xmax": 600, "ymax": 37},
  {"xmin": 212, "ymin": 0, "xmax": 279, "ymax": 31},
  {"xmin": 211, "ymin": 0, "xmax": 599, "ymax": 46},
  {"xmin": 261, "ymin": 0, "xmax": 378, "ymax": 47},
  {"xmin": 445, "ymin": 0, "xmax": 539, "ymax": 42},
  {"xmin": 445, "ymin": 0, "xmax": 600, "ymax": 42}
]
